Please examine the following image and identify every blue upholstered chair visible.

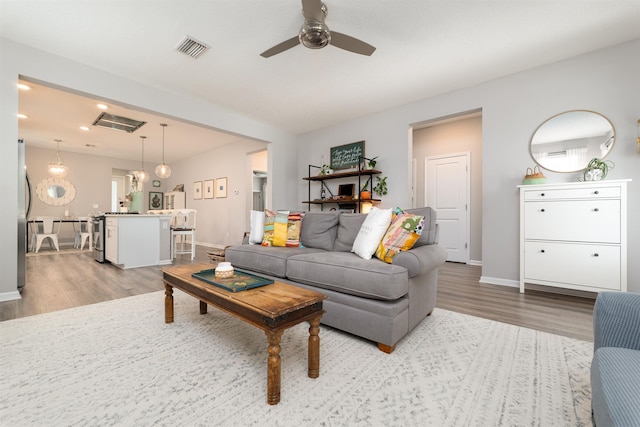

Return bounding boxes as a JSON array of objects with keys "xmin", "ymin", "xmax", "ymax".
[{"xmin": 591, "ymin": 291, "xmax": 640, "ymax": 426}]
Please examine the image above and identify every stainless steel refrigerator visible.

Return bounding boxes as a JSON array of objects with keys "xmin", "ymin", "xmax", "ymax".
[{"xmin": 18, "ymin": 139, "xmax": 31, "ymax": 293}]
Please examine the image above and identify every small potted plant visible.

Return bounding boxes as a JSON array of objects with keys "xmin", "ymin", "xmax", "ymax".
[
  {"xmin": 373, "ymin": 176, "xmax": 388, "ymax": 196},
  {"xmin": 319, "ymin": 164, "xmax": 333, "ymax": 175},
  {"xmin": 362, "ymin": 156, "xmax": 378, "ymax": 170},
  {"xmin": 582, "ymin": 158, "xmax": 614, "ymax": 181},
  {"xmin": 360, "ymin": 177, "xmax": 372, "ymax": 199}
]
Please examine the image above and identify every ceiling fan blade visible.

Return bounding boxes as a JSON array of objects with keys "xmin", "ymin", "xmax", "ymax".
[
  {"xmin": 301, "ymin": 0, "xmax": 324, "ymax": 22},
  {"xmin": 260, "ymin": 36, "xmax": 300, "ymax": 58},
  {"xmin": 330, "ymin": 32, "xmax": 376, "ymax": 56}
]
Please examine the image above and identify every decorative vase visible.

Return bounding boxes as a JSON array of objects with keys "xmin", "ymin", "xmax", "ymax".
[{"xmin": 360, "ymin": 191, "xmax": 371, "ymax": 200}]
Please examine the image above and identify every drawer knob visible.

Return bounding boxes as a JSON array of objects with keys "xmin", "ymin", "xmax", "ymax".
[
  {"xmin": 593, "ymin": 208, "xmax": 600, "ymax": 212},
  {"xmin": 594, "ymin": 191, "xmax": 600, "ymax": 195},
  {"xmin": 540, "ymin": 193, "xmax": 545, "ymax": 197},
  {"xmin": 540, "ymin": 208, "xmax": 545, "ymax": 213},
  {"xmin": 593, "ymin": 253, "xmax": 599, "ymax": 257},
  {"xmin": 540, "ymin": 249, "xmax": 545, "ymax": 253}
]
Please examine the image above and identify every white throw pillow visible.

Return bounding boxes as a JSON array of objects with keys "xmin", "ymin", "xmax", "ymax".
[
  {"xmin": 248, "ymin": 210, "xmax": 265, "ymax": 245},
  {"xmin": 351, "ymin": 207, "xmax": 392, "ymax": 260}
]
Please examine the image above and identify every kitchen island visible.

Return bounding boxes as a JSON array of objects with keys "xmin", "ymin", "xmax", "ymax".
[{"xmin": 105, "ymin": 214, "xmax": 172, "ymax": 269}]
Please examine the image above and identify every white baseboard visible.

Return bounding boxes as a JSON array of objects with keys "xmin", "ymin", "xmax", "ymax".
[
  {"xmin": 468, "ymin": 259, "xmax": 482, "ymax": 266},
  {"xmin": 0, "ymin": 290, "xmax": 22, "ymax": 302},
  {"xmin": 479, "ymin": 276, "xmax": 519, "ymax": 288}
]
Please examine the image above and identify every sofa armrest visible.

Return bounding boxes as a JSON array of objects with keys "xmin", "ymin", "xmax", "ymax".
[
  {"xmin": 392, "ymin": 243, "xmax": 448, "ymax": 278},
  {"xmin": 594, "ymin": 292, "xmax": 640, "ymax": 352}
]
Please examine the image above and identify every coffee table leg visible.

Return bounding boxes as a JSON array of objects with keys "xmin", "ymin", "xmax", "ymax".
[
  {"xmin": 265, "ymin": 330, "xmax": 283, "ymax": 405},
  {"xmin": 308, "ymin": 315, "xmax": 321, "ymax": 378},
  {"xmin": 199, "ymin": 300, "xmax": 207, "ymax": 315},
  {"xmin": 164, "ymin": 284, "xmax": 174, "ymax": 324}
]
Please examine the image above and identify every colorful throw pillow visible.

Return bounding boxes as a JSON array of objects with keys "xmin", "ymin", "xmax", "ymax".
[
  {"xmin": 261, "ymin": 210, "xmax": 304, "ymax": 247},
  {"xmin": 375, "ymin": 207, "xmax": 425, "ymax": 263},
  {"xmin": 351, "ymin": 207, "xmax": 393, "ymax": 260}
]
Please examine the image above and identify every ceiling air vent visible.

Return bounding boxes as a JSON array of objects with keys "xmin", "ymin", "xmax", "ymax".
[
  {"xmin": 176, "ymin": 36, "xmax": 210, "ymax": 59},
  {"xmin": 92, "ymin": 112, "xmax": 146, "ymax": 133}
]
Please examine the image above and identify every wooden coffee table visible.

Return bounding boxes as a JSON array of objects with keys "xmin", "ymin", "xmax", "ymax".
[{"xmin": 162, "ymin": 263, "xmax": 326, "ymax": 405}]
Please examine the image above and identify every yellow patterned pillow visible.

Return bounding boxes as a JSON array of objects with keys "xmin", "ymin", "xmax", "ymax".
[
  {"xmin": 375, "ymin": 208, "xmax": 425, "ymax": 263},
  {"xmin": 261, "ymin": 210, "xmax": 304, "ymax": 247}
]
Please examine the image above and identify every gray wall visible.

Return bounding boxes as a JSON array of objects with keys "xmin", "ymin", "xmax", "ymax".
[{"xmin": 297, "ymin": 39, "xmax": 640, "ymax": 291}]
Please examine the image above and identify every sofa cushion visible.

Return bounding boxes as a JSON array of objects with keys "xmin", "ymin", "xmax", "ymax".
[
  {"xmin": 352, "ymin": 207, "xmax": 392, "ymax": 260},
  {"xmin": 225, "ymin": 244, "xmax": 323, "ymax": 278},
  {"xmin": 591, "ymin": 347, "xmax": 640, "ymax": 427},
  {"xmin": 286, "ymin": 251, "xmax": 409, "ymax": 300},
  {"xmin": 300, "ymin": 212, "xmax": 339, "ymax": 251},
  {"xmin": 406, "ymin": 207, "xmax": 437, "ymax": 246},
  {"xmin": 333, "ymin": 213, "xmax": 367, "ymax": 252},
  {"xmin": 375, "ymin": 208, "xmax": 425, "ymax": 263}
]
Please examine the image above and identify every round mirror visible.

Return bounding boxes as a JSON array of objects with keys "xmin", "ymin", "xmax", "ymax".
[
  {"xmin": 530, "ymin": 110, "xmax": 615, "ymax": 173},
  {"xmin": 47, "ymin": 185, "xmax": 66, "ymax": 199},
  {"xmin": 36, "ymin": 178, "xmax": 76, "ymax": 206}
]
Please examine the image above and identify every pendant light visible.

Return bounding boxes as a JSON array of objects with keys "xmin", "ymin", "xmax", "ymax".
[
  {"xmin": 47, "ymin": 139, "xmax": 69, "ymax": 178},
  {"xmin": 155, "ymin": 123, "xmax": 172, "ymax": 178},
  {"xmin": 136, "ymin": 135, "xmax": 150, "ymax": 183}
]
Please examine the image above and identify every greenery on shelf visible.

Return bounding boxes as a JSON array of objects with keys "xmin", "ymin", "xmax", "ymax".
[
  {"xmin": 363, "ymin": 156, "xmax": 378, "ymax": 169},
  {"xmin": 373, "ymin": 176, "xmax": 388, "ymax": 196}
]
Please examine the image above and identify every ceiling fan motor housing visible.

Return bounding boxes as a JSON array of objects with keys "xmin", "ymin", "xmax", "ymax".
[{"xmin": 299, "ymin": 20, "xmax": 331, "ymax": 49}]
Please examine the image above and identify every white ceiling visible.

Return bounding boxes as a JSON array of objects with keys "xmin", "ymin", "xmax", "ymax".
[{"xmin": 3, "ymin": 1, "xmax": 639, "ymax": 163}]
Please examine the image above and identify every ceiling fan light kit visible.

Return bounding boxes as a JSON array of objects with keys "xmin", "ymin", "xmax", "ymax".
[
  {"xmin": 155, "ymin": 123, "xmax": 172, "ymax": 179},
  {"xmin": 261, "ymin": 0, "xmax": 375, "ymax": 58}
]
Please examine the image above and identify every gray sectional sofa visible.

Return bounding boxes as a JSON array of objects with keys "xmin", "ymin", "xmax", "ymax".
[
  {"xmin": 591, "ymin": 291, "xmax": 640, "ymax": 426},
  {"xmin": 225, "ymin": 207, "xmax": 448, "ymax": 353}
]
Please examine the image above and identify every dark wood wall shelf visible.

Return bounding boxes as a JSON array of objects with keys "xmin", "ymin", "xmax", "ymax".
[{"xmin": 303, "ymin": 164, "xmax": 382, "ymax": 213}]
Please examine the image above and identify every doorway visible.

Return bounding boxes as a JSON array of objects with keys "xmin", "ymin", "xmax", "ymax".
[{"xmin": 411, "ymin": 111, "xmax": 482, "ymax": 266}]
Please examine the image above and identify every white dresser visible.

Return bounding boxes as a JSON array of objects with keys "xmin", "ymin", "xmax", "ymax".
[{"xmin": 519, "ymin": 180, "xmax": 629, "ymax": 294}]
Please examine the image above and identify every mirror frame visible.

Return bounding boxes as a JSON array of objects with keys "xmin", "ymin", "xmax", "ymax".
[
  {"xmin": 529, "ymin": 110, "xmax": 616, "ymax": 173},
  {"xmin": 36, "ymin": 177, "xmax": 76, "ymax": 206}
]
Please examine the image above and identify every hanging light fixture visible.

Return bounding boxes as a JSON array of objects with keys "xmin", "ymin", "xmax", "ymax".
[
  {"xmin": 47, "ymin": 139, "xmax": 69, "ymax": 178},
  {"xmin": 155, "ymin": 123, "xmax": 172, "ymax": 178},
  {"xmin": 137, "ymin": 136, "xmax": 150, "ymax": 183}
]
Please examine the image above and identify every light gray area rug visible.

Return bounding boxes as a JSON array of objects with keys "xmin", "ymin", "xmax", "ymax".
[{"xmin": 0, "ymin": 291, "xmax": 593, "ymax": 426}]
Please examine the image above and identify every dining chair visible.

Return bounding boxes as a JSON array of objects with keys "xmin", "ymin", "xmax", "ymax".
[
  {"xmin": 30, "ymin": 216, "xmax": 61, "ymax": 253},
  {"xmin": 171, "ymin": 209, "xmax": 197, "ymax": 260},
  {"xmin": 73, "ymin": 217, "xmax": 93, "ymax": 250}
]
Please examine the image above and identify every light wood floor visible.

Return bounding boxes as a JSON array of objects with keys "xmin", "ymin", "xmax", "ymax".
[{"xmin": 1, "ymin": 249, "xmax": 595, "ymax": 342}]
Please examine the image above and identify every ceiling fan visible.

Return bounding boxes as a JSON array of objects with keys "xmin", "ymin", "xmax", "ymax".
[{"xmin": 260, "ymin": 0, "xmax": 376, "ymax": 58}]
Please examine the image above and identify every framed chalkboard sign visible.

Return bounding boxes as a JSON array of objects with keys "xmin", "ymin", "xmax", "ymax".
[{"xmin": 330, "ymin": 140, "xmax": 365, "ymax": 170}]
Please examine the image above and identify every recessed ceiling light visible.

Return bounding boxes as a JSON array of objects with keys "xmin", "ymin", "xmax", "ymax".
[
  {"xmin": 97, "ymin": 104, "xmax": 108, "ymax": 110},
  {"xmin": 17, "ymin": 83, "xmax": 31, "ymax": 90},
  {"xmin": 17, "ymin": 113, "xmax": 28, "ymax": 119},
  {"xmin": 80, "ymin": 126, "xmax": 90, "ymax": 131}
]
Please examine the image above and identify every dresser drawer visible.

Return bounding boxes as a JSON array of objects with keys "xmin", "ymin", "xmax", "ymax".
[
  {"xmin": 524, "ymin": 242, "xmax": 620, "ymax": 290},
  {"xmin": 524, "ymin": 200, "xmax": 620, "ymax": 243},
  {"xmin": 523, "ymin": 186, "xmax": 621, "ymax": 200}
]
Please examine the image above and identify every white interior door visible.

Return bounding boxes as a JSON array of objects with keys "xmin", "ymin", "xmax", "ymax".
[{"xmin": 426, "ymin": 153, "xmax": 469, "ymax": 263}]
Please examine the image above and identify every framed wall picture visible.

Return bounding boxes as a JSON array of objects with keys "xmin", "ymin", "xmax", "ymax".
[
  {"xmin": 216, "ymin": 177, "xmax": 228, "ymax": 198},
  {"xmin": 149, "ymin": 191, "xmax": 163, "ymax": 210},
  {"xmin": 193, "ymin": 181, "xmax": 203, "ymax": 200},
  {"xmin": 330, "ymin": 140, "xmax": 365, "ymax": 170},
  {"xmin": 204, "ymin": 179, "xmax": 214, "ymax": 199}
]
